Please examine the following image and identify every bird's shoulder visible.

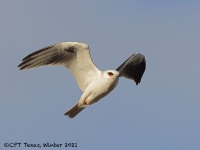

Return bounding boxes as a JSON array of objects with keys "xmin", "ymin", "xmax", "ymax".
[{"xmin": 59, "ymin": 42, "xmax": 89, "ymax": 51}]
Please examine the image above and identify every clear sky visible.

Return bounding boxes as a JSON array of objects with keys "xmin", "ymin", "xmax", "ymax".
[{"xmin": 1, "ymin": 0, "xmax": 200, "ymax": 150}]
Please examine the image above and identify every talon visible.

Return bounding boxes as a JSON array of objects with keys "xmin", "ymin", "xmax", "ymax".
[{"xmin": 84, "ymin": 100, "xmax": 88, "ymax": 105}]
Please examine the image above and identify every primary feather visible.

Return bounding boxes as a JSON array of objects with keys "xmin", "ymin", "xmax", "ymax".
[{"xmin": 116, "ymin": 53, "xmax": 146, "ymax": 85}]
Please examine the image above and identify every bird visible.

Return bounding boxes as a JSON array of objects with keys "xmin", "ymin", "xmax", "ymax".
[{"xmin": 18, "ymin": 42, "xmax": 146, "ymax": 118}]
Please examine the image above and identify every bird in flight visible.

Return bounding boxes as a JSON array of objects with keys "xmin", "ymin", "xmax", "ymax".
[{"xmin": 18, "ymin": 42, "xmax": 146, "ymax": 118}]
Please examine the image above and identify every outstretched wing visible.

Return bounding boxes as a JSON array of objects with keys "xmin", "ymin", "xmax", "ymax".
[
  {"xmin": 116, "ymin": 53, "xmax": 146, "ymax": 85},
  {"xmin": 18, "ymin": 42, "xmax": 101, "ymax": 91}
]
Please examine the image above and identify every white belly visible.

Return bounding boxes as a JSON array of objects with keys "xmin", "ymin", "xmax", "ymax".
[{"xmin": 85, "ymin": 77, "xmax": 119, "ymax": 105}]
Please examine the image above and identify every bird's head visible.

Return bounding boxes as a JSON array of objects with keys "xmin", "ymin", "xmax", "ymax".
[{"xmin": 102, "ymin": 70, "xmax": 119, "ymax": 79}]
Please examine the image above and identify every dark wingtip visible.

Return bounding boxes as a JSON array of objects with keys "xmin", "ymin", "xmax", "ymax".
[
  {"xmin": 134, "ymin": 79, "xmax": 140, "ymax": 85},
  {"xmin": 17, "ymin": 63, "xmax": 23, "ymax": 70},
  {"xmin": 17, "ymin": 61, "xmax": 28, "ymax": 70}
]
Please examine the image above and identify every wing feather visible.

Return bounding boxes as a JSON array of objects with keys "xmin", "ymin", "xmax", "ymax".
[
  {"xmin": 116, "ymin": 53, "xmax": 146, "ymax": 85},
  {"xmin": 18, "ymin": 42, "xmax": 100, "ymax": 91}
]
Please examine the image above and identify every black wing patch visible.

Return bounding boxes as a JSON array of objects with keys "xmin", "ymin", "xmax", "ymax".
[
  {"xmin": 116, "ymin": 53, "xmax": 146, "ymax": 85},
  {"xmin": 65, "ymin": 46, "xmax": 75, "ymax": 53}
]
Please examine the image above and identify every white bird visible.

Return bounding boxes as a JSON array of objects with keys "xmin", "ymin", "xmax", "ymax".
[{"xmin": 18, "ymin": 42, "xmax": 146, "ymax": 118}]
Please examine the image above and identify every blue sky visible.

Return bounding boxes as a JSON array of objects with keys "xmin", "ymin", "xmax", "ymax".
[{"xmin": 0, "ymin": 0, "xmax": 200, "ymax": 149}]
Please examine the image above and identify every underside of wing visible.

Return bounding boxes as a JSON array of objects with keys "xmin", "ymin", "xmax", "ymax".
[
  {"xmin": 18, "ymin": 43, "xmax": 72, "ymax": 69},
  {"xmin": 116, "ymin": 53, "xmax": 146, "ymax": 85},
  {"xmin": 18, "ymin": 42, "xmax": 100, "ymax": 91}
]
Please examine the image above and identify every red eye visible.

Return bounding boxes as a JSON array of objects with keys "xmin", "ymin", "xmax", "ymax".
[{"xmin": 108, "ymin": 72, "xmax": 114, "ymax": 76}]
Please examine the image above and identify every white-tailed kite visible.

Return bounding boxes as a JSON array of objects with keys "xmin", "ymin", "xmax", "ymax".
[{"xmin": 18, "ymin": 42, "xmax": 146, "ymax": 118}]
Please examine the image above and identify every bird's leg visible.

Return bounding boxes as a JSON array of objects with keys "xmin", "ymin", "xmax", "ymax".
[
  {"xmin": 84, "ymin": 99, "xmax": 89, "ymax": 105},
  {"xmin": 78, "ymin": 91, "xmax": 92, "ymax": 107}
]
